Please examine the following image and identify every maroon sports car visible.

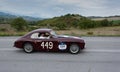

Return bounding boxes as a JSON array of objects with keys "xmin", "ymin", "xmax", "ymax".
[{"xmin": 14, "ymin": 29, "xmax": 85, "ymax": 54}]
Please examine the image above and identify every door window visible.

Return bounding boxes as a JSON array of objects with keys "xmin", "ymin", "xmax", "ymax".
[{"xmin": 31, "ymin": 33, "xmax": 39, "ymax": 39}]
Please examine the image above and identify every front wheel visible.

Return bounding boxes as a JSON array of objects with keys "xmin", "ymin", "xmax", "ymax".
[
  {"xmin": 69, "ymin": 44, "xmax": 80, "ymax": 54},
  {"xmin": 23, "ymin": 43, "xmax": 33, "ymax": 53}
]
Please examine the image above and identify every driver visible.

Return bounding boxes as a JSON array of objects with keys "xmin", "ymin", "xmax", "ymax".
[{"xmin": 39, "ymin": 33, "xmax": 50, "ymax": 39}]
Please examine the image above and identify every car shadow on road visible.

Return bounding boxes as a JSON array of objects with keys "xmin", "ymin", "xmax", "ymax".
[{"xmin": 13, "ymin": 49, "xmax": 86, "ymax": 55}]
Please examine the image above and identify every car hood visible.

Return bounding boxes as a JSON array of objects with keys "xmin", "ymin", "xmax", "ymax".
[{"xmin": 55, "ymin": 35, "xmax": 83, "ymax": 40}]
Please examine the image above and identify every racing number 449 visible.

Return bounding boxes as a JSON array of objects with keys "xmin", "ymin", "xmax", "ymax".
[{"xmin": 41, "ymin": 42, "xmax": 53, "ymax": 49}]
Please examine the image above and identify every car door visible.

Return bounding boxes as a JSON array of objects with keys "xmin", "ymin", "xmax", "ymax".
[
  {"xmin": 39, "ymin": 38, "xmax": 59, "ymax": 51},
  {"xmin": 35, "ymin": 32, "xmax": 59, "ymax": 52}
]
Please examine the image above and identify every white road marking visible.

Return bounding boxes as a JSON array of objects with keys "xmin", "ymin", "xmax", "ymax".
[{"xmin": 0, "ymin": 48, "xmax": 120, "ymax": 53}]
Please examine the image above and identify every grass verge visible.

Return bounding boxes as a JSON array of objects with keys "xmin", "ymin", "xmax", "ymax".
[
  {"xmin": 0, "ymin": 32, "xmax": 27, "ymax": 36},
  {"xmin": 0, "ymin": 26, "xmax": 120, "ymax": 37}
]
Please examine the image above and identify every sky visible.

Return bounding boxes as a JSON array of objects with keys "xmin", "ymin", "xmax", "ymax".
[{"xmin": 0, "ymin": 0, "xmax": 120, "ymax": 18}]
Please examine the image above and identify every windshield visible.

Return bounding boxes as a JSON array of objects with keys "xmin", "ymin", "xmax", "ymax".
[{"xmin": 50, "ymin": 31, "xmax": 57, "ymax": 36}]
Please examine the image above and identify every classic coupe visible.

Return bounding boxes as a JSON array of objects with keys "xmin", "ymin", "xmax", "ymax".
[{"xmin": 14, "ymin": 29, "xmax": 85, "ymax": 54}]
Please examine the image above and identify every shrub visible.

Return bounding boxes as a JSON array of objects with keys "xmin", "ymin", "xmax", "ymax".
[
  {"xmin": 0, "ymin": 28, "xmax": 7, "ymax": 31},
  {"xmin": 11, "ymin": 17, "xmax": 28, "ymax": 31},
  {"xmin": 87, "ymin": 32, "xmax": 93, "ymax": 35},
  {"xmin": 55, "ymin": 23, "xmax": 67, "ymax": 30}
]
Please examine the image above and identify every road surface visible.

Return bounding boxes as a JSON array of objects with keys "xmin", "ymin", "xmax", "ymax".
[{"xmin": 0, "ymin": 37, "xmax": 120, "ymax": 72}]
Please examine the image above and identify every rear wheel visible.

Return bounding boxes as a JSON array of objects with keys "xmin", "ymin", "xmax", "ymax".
[
  {"xmin": 23, "ymin": 43, "xmax": 33, "ymax": 53},
  {"xmin": 69, "ymin": 44, "xmax": 80, "ymax": 54}
]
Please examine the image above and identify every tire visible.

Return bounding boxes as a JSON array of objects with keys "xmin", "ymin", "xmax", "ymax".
[
  {"xmin": 23, "ymin": 43, "xmax": 33, "ymax": 53},
  {"xmin": 69, "ymin": 44, "xmax": 80, "ymax": 54}
]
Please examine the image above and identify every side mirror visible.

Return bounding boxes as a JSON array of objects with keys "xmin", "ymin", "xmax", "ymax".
[
  {"xmin": 50, "ymin": 35, "xmax": 55, "ymax": 38},
  {"xmin": 49, "ymin": 35, "xmax": 53, "ymax": 38}
]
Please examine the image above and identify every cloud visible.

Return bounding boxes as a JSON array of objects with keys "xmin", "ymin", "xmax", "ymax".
[
  {"xmin": 0, "ymin": 0, "xmax": 120, "ymax": 18},
  {"xmin": 55, "ymin": 0, "xmax": 108, "ymax": 16},
  {"xmin": 57, "ymin": 0, "xmax": 107, "ymax": 9}
]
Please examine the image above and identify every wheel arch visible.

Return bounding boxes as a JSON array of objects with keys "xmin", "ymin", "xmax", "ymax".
[
  {"xmin": 68, "ymin": 42, "xmax": 81, "ymax": 48},
  {"xmin": 22, "ymin": 41, "xmax": 34, "ymax": 48},
  {"xmin": 69, "ymin": 42, "xmax": 81, "ymax": 54},
  {"xmin": 64, "ymin": 42, "xmax": 80, "ymax": 51}
]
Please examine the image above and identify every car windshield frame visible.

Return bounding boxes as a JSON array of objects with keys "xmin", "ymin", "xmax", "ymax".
[{"xmin": 50, "ymin": 30, "xmax": 57, "ymax": 36}]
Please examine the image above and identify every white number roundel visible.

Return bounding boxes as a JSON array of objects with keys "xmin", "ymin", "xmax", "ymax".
[{"xmin": 58, "ymin": 42, "xmax": 67, "ymax": 50}]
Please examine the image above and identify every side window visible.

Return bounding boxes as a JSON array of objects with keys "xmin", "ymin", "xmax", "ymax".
[
  {"xmin": 31, "ymin": 33, "xmax": 39, "ymax": 39},
  {"xmin": 39, "ymin": 32, "xmax": 50, "ymax": 39},
  {"xmin": 31, "ymin": 32, "xmax": 50, "ymax": 39}
]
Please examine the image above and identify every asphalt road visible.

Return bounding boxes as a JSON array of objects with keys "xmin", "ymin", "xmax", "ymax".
[{"xmin": 0, "ymin": 37, "xmax": 120, "ymax": 72}]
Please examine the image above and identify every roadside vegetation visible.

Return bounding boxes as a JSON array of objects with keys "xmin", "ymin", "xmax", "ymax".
[{"xmin": 0, "ymin": 14, "xmax": 120, "ymax": 36}]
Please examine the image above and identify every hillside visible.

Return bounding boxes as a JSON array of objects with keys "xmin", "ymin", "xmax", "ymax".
[
  {"xmin": 37, "ymin": 14, "xmax": 83, "ymax": 28},
  {"xmin": 37, "ymin": 14, "xmax": 120, "ymax": 30},
  {"xmin": 37, "ymin": 14, "xmax": 99, "ymax": 30}
]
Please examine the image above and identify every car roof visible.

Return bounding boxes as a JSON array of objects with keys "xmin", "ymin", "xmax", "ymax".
[
  {"xmin": 23, "ymin": 28, "xmax": 53, "ymax": 37},
  {"xmin": 29, "ymin": 28, "xmax": 53, "ymax": 34},
  {"xmin": 33, "ymin": 28, "xmax": 52, "ymax": 32}
]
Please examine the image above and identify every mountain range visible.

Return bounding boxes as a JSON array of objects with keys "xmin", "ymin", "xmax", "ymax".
[
  {"xmin": 88, "ymin": 15, "xmax": 120, "ymax": 21},
  {"xmin": 0, "ymin": 12, "xmax": 43, "ymax": 21}
]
